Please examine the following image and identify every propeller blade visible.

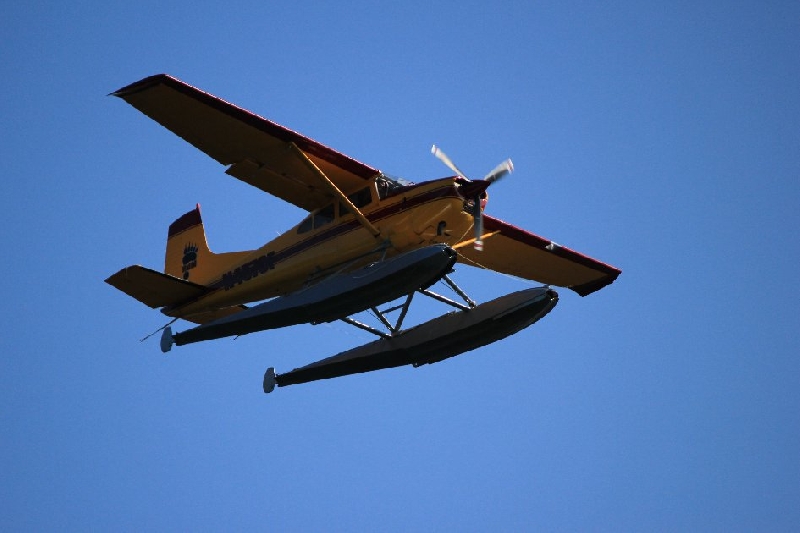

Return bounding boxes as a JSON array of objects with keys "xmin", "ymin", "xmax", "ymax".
[
  {"xmin": 483, "ymin": 159, "xmax": 514, "ymax": 184},
  {"xmin": 473, "ymin": 194, "xmax": 484, "ymax": 251},
  {"xmin": 431, "ymin": 145, "xmax": 470, "ymax": 180}
]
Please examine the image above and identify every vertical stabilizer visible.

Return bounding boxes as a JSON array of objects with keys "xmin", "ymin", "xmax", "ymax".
[{"xmin": 165, "ymin": 205, "xmax": 252, "ymax": 285}]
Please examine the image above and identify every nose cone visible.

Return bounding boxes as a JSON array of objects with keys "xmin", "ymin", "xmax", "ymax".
[{"xmin": 456, "ymin": 178, "xmax": 491, "ymax": 200}]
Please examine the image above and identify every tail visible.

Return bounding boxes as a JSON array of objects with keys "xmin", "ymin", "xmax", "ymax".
[
  {"xmin": 165, "ymin": 204, "xmax": 251, "ymax": 285},
  {"xmin": 106, "ymin": 204, "xmax": 252, "ymax": 323}
]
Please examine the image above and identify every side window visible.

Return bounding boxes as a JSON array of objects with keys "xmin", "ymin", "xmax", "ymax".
[
  {"xmin": 313, "ymin": 204, "xmax": 334, "ymax": 228},
  {"xmin": 298, "ymin": 215, "xmax": 313, "ymax": 234},
  {"xmin": 298, "ymin": 204, "xmax": 335, "ymax": 234}
]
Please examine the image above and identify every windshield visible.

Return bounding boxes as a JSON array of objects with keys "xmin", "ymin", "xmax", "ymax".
[
  {"xmin": 376, "ymin": 174, "xmax": 414, "ymax": 199},
  {"xmin": 381, "ymin": 173, "xmax": 414, "ymax": 186}
]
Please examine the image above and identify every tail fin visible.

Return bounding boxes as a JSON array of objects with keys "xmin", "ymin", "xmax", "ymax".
[{"xmin": 165, "ymin": 204, "xmax": 252, "ymax": 285}]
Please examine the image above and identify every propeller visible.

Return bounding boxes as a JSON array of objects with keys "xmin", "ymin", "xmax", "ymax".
[
  {"xmin": 431, "ymin": 145, "xmax": 469, "ymax": 181},
  {"xmin": 431, "ymin": 145, "xmax": 513, "ymax": 251}
]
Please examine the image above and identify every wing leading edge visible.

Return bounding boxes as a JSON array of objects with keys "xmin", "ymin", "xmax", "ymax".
[
  {"xmin": 457, "ymin": 215, "xmax": 621, "ymax": 296},
  {"xmin": 112, "ymin": 74, "xmax": 380, "ymax": 211}
]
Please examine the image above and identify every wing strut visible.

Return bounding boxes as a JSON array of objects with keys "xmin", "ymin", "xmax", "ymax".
[{"xmin": 288, "ymin": 142, "xmax": 382, "ymax": 239}]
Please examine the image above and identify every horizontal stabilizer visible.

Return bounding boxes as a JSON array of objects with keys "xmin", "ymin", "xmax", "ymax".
[{"xmin": 105, "ymin": 265, "xmax": 207, "ymax": 309}]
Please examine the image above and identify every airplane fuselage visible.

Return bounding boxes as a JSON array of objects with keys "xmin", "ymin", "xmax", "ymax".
[{"xmin": 166, "ymin": 176, "xmax": 475, "ymax": 318}]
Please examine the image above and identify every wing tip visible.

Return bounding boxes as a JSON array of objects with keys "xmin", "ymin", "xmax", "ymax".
[
  {"xmin": 571, "ymin": 269, "xmax": 621, "ymax": 296},
  {"xmin": 108, "ymin": 73, "xmax": 380, "ymax": 180},
  {"xmin": 109, "ymin": 73, "xmax": 177, "ymax": 98}
]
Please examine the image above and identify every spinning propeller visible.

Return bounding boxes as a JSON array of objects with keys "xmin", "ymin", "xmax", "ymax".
[{"xmin": 431, "ymin": 145, "xmax": 513, "ymax": 251}]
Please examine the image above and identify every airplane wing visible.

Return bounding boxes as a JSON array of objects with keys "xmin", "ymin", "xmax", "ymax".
[
  {"xmin": 457, "ymin": 215, "xmax": 621, "ymax": 296},
  {"xmin": 112, "ymin": 74, "xmax": 380, "ymax": 211}
]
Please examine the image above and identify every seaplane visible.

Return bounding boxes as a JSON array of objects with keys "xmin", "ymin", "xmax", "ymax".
[{"xmin": 106, "ymin": 74, "xmax": 621, "ymax": 394}]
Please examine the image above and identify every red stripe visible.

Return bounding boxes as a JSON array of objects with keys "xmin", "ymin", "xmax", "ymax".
[{"xmin": 168, "ymin": 205, "xmax": 202, "ymax": 238}]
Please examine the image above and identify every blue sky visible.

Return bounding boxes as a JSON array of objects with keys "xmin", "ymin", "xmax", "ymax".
[{"xmin": 2, "ymin": 1, "xmax": 798, "ymax": 531}]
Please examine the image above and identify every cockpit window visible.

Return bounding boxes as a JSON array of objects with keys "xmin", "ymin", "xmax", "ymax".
[
  {"xmin": 340, "ymin": 187, "xmax": 372, "ymax": 217},
  {"xmin": 349, "ymin": 187, "xmax": 372, "ymax": 208}
]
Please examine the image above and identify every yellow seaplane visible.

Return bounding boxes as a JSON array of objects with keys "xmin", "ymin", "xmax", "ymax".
[{"xmin": 106, "ymin": 74, "xmax": 620, "ymax": 393}]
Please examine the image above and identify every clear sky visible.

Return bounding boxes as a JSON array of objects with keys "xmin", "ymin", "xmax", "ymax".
[{"xmin": 2, "ymin": 1, "xmax": 799, "ymax": 531}]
